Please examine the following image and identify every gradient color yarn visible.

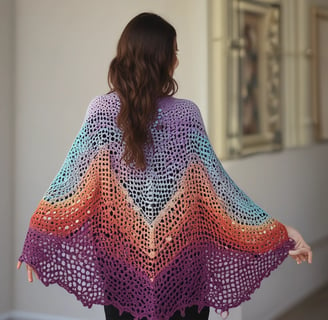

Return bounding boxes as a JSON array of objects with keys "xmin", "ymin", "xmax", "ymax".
[{"xmin": 19, "ymin": 93, "xmax": 295, "ymax": 320}]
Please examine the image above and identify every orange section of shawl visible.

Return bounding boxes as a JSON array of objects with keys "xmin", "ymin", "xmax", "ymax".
[
  {"xmin": 29, "ymin": 154, "xmax": 101, "ymax": 235},
  {"xmin": 30, "ymin": 149, "xmax": 288, "ymax": 271}
]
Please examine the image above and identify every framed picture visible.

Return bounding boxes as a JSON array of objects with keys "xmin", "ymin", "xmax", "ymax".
[
  {"xmin": 312, "ymin": 7, "xmax": 328, "ymax": 141},
  {"xmin": 226, "ymin": 0, "xmax": 282, "ymax": 157}
]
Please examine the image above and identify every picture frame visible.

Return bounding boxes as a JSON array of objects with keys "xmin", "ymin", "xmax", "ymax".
[
  {"xmin": 226, "ymin": 0, "xmax": 282, "ymax": 157},
  {"xmin": 311, "ymin": 7, "xmax": 328, "ymax": 141}
]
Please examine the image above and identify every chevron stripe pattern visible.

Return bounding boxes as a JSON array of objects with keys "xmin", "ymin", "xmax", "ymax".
[{"xmin": 19, "ymin": 93, "xmax": 295, "ymax": 320}]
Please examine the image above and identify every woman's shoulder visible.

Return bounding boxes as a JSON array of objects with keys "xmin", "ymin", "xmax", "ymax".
[
  {"xmin": 159, "ymin": 96, "xmax": 201, "ymax": 115},
  {"xmin": 89, "ymin": 91, "xmax": 120, "ymax": 106},
  {"xmin": 85, "ymin": 92, "xmax": 120, "ymax": 117}
]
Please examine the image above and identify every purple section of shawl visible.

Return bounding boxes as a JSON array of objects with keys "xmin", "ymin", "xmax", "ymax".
[{"xmin": 19, "ymin": 222, "xmax": 295, "ymax": 320}]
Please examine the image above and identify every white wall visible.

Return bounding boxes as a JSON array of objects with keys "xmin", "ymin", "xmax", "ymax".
[
  {"xmin": 0, "ymin": 0, "xmax": 14, "ymax": 315},
  {"xmin": 6, "ymin": 0, "xmax": 328, "ymax": 320}
]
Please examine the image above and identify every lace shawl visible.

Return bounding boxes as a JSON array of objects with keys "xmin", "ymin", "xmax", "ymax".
[{"xmin": 19, "ymin": 92, "xmax": 295, "ymax": 319}]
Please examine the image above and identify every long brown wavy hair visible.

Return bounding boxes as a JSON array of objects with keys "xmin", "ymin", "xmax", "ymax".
[{"xmin": 108, "ymin": 12, "xmax": 178, "ymax": 170}]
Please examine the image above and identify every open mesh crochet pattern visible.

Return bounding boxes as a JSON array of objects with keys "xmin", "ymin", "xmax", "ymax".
[{"xmin": 19, "ymin": 92, "xmax": 295, "ymax": 320}]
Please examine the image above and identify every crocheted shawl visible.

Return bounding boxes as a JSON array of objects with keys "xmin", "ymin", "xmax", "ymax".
[{"xmin": 19, "ymin": 93, "xmax": 295, "ymax": 320}]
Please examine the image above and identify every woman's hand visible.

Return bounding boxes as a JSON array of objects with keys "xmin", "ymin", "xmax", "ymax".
[
  {"xmin": 17, "ymin": 261, "xmax": 40, "ymax": 282},
  {"xmin": 286, "ymin": 225, "xmax": 312, "ymax": 264}
]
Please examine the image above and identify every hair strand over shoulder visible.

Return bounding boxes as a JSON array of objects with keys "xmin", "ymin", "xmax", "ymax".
[{"xmin": 108, "ymin": 12, "xmax": 178, "ymax": 170}]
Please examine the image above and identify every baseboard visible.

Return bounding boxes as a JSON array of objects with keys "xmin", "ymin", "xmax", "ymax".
[{"xmin": 0, "ymin": 310, "xmax": 84, "ymax": 320}]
